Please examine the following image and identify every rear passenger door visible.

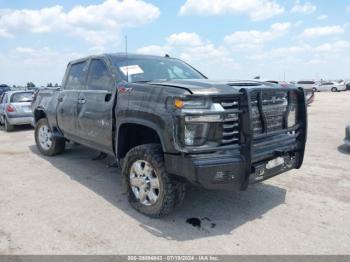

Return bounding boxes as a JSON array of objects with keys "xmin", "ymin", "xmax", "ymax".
[
  {"xmin": 57, "ymin": 61, "xmax": 88, "ymax": 139},
  {"xmin": 76, "ymin": 58, "xmax": 116, "ymax": 154}
]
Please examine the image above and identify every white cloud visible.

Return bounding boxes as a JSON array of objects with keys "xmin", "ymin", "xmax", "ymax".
[
  {"xmin": 317, "ymin": 14, "xmax": 328, "ymax": 20},
  {"xmin": 301, "ymin": 25, "xmax": 345, "ymax": 37},
  {"xmin": 0, "ymin": 28, "xmax": 11, "ymax": 37},
  {"xmin": 137, "ymin": 32, "xmax": 239, "ymax": 78},
  {"xmin": 0, "ymin": 0, "xmax": 160, "ymax": 48},
  {"xmin": 166, "ymin": 32, "xmax": 203, "ymax": 46},
  {"xmin": 0, "ymin": 46, "xmax": 84, "ymax": 85},
  {"xmin": 313, "ymin": 41, "xmax": 350, "ymax": 53},
  {"xmin": 291, "ymin": 1, "xmax": 316, "ymax": 14},
  {"xmin": 224, "ymin": 22, "xmax": 291, "ymax": 49},
  {"xmin": 347, "ymin": 6, "xmax": 350, "ymax": 12},
  {"xmin": 136, "ymin": 45, "xmax": 171, "ymax": 56},
  {"xmin": 178, "ymin": 0, "xmax": 284, "ymax": 21}
]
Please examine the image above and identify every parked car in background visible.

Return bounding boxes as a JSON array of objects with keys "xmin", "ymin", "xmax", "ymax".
[
  {"xmin": 0, "ymin": 84, "xmax": 11, "ymax": 97},
  {"xmin": 346, "ymin": 82, "xmax": 350, "ymax": 91},
  {"xmin": 296, "ymin": 80, "xmax": 318, "ymax": 90},
  {"xmin": 0, "ymin": 90, "xmax": 34, "ymax": 131},
  {"xmin": 345, "ymin": 123, "xmax": 350, "ymax": 146},
  {"xmin": 312, "ymin": 81, "xmax": 347, "ymax": 92}
]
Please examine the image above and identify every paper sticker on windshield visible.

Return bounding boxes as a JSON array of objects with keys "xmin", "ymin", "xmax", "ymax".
[{"xmin": 119, "ymin": 65, "xmax": 144, "ymax": 76}]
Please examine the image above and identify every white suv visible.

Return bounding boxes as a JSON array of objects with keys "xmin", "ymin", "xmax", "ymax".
[{"xmin": 296, "ymin": 80, "xmax": 318, "ymax": 90}]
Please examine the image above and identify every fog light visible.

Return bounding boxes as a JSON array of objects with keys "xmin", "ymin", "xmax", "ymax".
[{"xmin": 184, "ymin": 126, "xmax": 195, "ymax": 145}]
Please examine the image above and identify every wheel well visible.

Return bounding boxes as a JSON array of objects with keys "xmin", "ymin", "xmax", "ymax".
[
  {"xmin": 117, "ymin": 123, "xmax": 162, "ymax": 159},
  {"xmin": 34, "ymin": 110, "xmax": 47, "ymax": 123}
]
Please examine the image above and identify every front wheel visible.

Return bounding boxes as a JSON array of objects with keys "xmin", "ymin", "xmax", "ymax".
[
  {"xmin": 123, "ymin": 144, "xmax": 186, "ymax": 218},
  {"xmin": 35, "ymin": 118, "xmax": 65, "ymax": 156},
  {"xmin": 331, "ymin": 87, "xmax": 338, "ymax": 92}
]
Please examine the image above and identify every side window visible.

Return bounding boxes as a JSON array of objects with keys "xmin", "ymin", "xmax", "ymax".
[
  {"xmin": 87, "ymin": 59, "xmax": 114, "ymax": 91},
  {"xmin": 65, "ymin": 62, "xmax": 88, "ymax": 90}
]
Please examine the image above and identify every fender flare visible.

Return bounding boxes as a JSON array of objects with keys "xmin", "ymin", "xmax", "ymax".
[{"xmin": 115, "ymin": 117, "xmax": 168, "ymax": 154}]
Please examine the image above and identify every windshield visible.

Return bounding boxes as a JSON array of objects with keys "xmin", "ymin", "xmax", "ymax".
[
  {"xmin": 111, "ymin": 57, "xmax": 205, "ymax": 83},
  {"xmin": 11, "ymin": 92, "xmax": 33, "ymax": 103}
]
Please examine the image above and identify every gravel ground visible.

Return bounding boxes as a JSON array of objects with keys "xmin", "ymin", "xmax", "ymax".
[{"xmin": 0, "ymin": 92, "xmax": 349, "ymax": 255}]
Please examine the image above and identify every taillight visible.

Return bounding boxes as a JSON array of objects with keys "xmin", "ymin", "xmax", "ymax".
[{"xmin": 6, "ymin": 104, "xmax": 16, "ymax": 113}]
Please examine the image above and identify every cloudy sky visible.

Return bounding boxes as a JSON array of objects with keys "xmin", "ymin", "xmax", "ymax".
[{"xmin": 1, "ymin": 0, "xmax": 350, "ymax": 86}]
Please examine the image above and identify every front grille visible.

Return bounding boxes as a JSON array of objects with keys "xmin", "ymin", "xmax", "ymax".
[
  {"xmin": 214, "ymin": 97, "xmax": 240, "ymax": 146},
  {"xmin": 251, "ymin": 90, "xmax": 290, "ymax": 136}
]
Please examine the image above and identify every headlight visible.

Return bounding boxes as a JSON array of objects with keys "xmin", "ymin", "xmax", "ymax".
[
  {"xmin": 287, "ymin": 93, "xmax": 298, "ymax": 127},
  {"xmin": 174, "ymin": 98, "xmax": 210, "ymax": 109}
]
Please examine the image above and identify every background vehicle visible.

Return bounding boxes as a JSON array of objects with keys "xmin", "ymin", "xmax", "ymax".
[
  {"xmin": 296, "ymin": 80, "xmax": 318, "ymax": 90},
  {"xmin": 0, "ymin": 90, "xmax": 34, "ymax": 131},
  {"xmin": 346, "ymin": 82, "xmax": 350, "ymax": 91},
  {"xmin": 32, "ymin": 54, "xmax": 307, "ymax": 217},
  {"xmin": 313, "ymin": 81, "xmax": 347, "ymax": 92},
  {"xmin": 0, "ymin": 84, "xmax": 11, "ymax": 97}
]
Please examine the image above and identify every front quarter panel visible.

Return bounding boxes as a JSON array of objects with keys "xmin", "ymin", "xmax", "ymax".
[{"xmin": 115, "ymin": 83, "xmax": 190, "ymax": 154}]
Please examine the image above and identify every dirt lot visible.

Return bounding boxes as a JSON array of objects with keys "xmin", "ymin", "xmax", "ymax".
[{"xmin": 0, "ymin": 92, "xmax": 350, "ymax": 255}]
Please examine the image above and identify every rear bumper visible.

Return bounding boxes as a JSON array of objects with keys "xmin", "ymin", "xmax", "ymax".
[{"xmin": 7, "ymin": 116, "xmax": 33, "ymax": 126}]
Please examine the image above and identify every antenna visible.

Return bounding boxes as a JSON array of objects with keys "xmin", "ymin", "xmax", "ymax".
[{"xmin": 125, "ymin": 35, "xmax": 129, "ymax": 82}]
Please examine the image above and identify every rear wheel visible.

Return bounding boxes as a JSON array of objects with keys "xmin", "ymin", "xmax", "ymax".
[
  {"xmin": 35, "ymin": 118, "xmax": 65, "ymax": 156},
  {"xmin": 331, "ymin": 87, "xmax": 338, "ymax": 92},
  {"xmin": 123, "ymin": 144, "xmax": 185, "ymax": 218},
  {"xmin": 4, "ymin": 117, "xmax": 14, "ymax": 132},
  {"xmin": 312, "ymin": 87, "xmax": 318, "ymax": 92}
]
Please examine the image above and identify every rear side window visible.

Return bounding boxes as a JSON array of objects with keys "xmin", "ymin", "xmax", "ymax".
[
  {"xmin": 11, "ymin": 92, "xmax": 33, "ymax": 103},
  {"xmin": 65, "ymin": 62, "xmax": 88, "ymax": 90},
  {"xmin": 87, "ymin": 59, "xmax": 114, "ymax": 91}
]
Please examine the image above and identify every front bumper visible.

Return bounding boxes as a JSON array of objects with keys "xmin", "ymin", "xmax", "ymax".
[
  {"xmin": 165, "ymin": 87, "xmax": 307, "ymax": 191},
  {"xmin": 165, "ymin": 142, "xmax": 301, "ymax": 191}
]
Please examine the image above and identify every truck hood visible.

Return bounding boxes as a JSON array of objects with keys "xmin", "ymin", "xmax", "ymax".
[{"xmin": 149, "ymin": 79, "xmax": 268, "ymax": 95}]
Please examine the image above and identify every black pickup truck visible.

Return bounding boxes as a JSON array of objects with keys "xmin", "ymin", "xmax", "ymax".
[{"xmin": 32, "ymin": 53, "xmax": 307, "ymax": 217}]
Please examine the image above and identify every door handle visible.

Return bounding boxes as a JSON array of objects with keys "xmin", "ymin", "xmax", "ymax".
[{"xmin": 78, "ymin": 98, "xmax": 86, "ymax": 104}]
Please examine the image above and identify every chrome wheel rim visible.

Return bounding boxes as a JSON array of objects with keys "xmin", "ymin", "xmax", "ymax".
[
  {"xmin": 38, "ymin": 125, "xmax": 53, "ymax": 151},
  {"xmin": 129, "ymin": 160, "xmax": 160, "ymax": 206}
]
